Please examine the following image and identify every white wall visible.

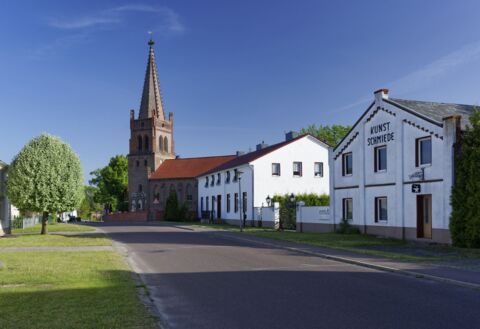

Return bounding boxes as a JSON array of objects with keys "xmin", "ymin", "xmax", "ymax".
[
  {"xmin": 331, "ymin": 93, "xmax": 455, "ymax": 235},
  {"xmin": 251, "ymin": 135, "xmax": 330, "ymax": 207}
]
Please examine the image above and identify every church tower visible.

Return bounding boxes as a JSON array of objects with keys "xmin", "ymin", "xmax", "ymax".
[{"xmin": 128, "ymin": 39, "xmax": 175, "ymax": 212}]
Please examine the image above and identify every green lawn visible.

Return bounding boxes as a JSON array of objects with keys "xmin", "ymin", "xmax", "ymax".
[
  {"xmin": 0, "ymin": 251, "xmax": 157, "ymax": 329},
  {"xmin": 0, "ymin": 233, "xmax": 111, "ymax": 248},
  {"xmin": 12, "ymin": 223, "xmax": 95, "ymax": 234},
  {"xmin": 189, "ymin": 222, "xmax": 480, "ymax": 263}
]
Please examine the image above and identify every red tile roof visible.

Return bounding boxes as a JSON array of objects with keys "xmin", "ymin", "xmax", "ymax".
[{"xmin": 149, "ymin": 155, "xmax": 236, "ymax": 180}]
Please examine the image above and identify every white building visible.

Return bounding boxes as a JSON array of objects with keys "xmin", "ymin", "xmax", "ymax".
[
  {"xmin": 197, "ymin": 133, "xmax": 331, "ymax": 227},
  {"xmin": 330, "ymin": 88, "xmax": 474, "ymax": 243}
]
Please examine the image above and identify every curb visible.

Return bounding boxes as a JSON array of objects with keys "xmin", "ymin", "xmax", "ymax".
[{"xmin": 210, "ymin": 231, "xmax": 480, "ymax": 291}]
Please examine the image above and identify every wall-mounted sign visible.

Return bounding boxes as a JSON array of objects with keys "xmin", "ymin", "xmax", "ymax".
[
  {"xmin": 367, "ymin": 122, "xmax": 394, "ymax": 146},
  {"xmin": 412, "ymin": 184, "xmax": 421, "ymax": 193},
  {"xmin": 409, "ymin": 167, "xmax": 425, "ymax": 180}
]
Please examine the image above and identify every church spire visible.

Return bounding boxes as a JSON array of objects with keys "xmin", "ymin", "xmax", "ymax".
[{"xmin": 139, "ymin": 38, "xmax": 165, "ymax": 120}]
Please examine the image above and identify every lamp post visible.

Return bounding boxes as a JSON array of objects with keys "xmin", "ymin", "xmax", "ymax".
[
  {"xmin": 288, "ymin": 193, "xmax": 296, "ymax": 230},
  {"xmin": 266, "ymin": 195, "xmax": 271, "ymax": 207},
  {"xmin": 237, "ymin": 170, "xmax": 244, "ymax": 232}
]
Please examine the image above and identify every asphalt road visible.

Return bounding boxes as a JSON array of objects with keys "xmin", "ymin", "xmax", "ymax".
[{"xmin": 98, "ymin": 223, "xmax": 480, "ymax": 329}]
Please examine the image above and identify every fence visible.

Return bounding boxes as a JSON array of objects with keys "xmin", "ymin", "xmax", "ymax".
[
  {"xmin": 296, "ymin": 205, "xmax": 333, "ymax": 233},
  {"xmin": 12, "ymin": 216, "xmax": 42, "ymax": 229}
]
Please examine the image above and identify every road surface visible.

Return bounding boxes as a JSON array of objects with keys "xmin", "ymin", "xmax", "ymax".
[{"xmin": 98, "ymin": 223, "xmax": 480, "ymax": 329}]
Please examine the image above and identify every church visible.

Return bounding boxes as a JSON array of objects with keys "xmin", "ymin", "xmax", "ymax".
[{"xmin": 126, "ymin": 39, "xmax": 234, "ymax": 220}]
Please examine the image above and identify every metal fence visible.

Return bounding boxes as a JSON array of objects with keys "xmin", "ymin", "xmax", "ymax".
[{"xmin": 12, "ymin": 216, "xmax": 41, "ymax": 229}]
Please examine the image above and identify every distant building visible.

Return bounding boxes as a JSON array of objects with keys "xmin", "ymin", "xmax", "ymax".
[
  {"xmin": 330, "ymin": 89, "xmax": 474, "ymax": 243},
  {"xmin": 148, "ymin": 155, "xmax": 235, "ymax": 220},
  {"xmin": 197, "ymin": 134, "xmax": 331, "ymax": 227},
  {"xmin": 127, "ymin": 39, "xmax": 175, "ymax": 216}
]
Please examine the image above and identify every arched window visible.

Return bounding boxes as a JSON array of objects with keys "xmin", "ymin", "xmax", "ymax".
[
  {"xmin": 138, "ymin": 184, "xmax": 143, "ymax": 192},
  {"xmin": 144, "ymin": 135, "xmax": 149, "ymax": 151},
  {"xmin": 159, "ymin": 136, "xmax": 163, "ymax": 152},
  {"xmin": 137, "ymin": 135, "xmax": 142, "ymax": 151},
  {"xmin": 164, "ymin": 136, "xmax": 169, "ymax": 153},
  {"xmin": 153, "ymin": 185, "xmax": 160, "ymax": 203}
]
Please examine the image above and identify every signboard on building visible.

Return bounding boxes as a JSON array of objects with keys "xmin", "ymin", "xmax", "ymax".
[{"xmin": 412, "ymin": 184, "xmax": 421, "ymax": 193}]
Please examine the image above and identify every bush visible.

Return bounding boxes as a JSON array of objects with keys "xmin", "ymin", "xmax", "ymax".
[
  {"xmin": 450, "ymin": 109, "xmax": 480, "ymax": 247},
  {"xmin": 336, "ymin": 218, "xmax": 360, "ymax": 235},
  {"xmin": 164, "ymin": 192, "xmax": 191, "ymax": 221}
]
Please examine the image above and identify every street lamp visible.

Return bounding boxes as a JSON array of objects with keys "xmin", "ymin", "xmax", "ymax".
[
  {"xmin": 237, "ymin": 170, "xmax": 244, "ymax": 232},
  {"xmin": 266, "ymin": 195, "xmax": 271, "ymax": 207}
]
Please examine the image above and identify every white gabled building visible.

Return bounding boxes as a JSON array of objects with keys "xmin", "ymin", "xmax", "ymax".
[
  {"xmin": 330, "ymin": 88, "xmax": 474, "ymax": 244},
  {"xmin": 197, "ymin": 133, "xmax": 331, "ymax": 227}
]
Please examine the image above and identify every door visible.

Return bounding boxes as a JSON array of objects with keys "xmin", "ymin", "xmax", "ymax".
[
  {"xmin": 217, "ymin": 195, "xmax": 222, "ymax": 219},
  {"xmin": 417, "ymin": 194, "xmax": 432, "ymax": 239}
]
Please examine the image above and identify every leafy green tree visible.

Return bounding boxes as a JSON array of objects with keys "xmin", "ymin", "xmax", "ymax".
[
  {"xmin": 450, "ymin": 109, "xmax": 480, "ymax": 247},
  {"xmin": 89, "ymin": 155, "xmax": 128, "ymax": 212},
  {"xmin": 164, "ymin": 191, "xmax": 179, "ymax": 220},
  {"xmin": 7, "ymin": 134, "xmax": 83, "ymax": 234},
  {"xmin": 78, "ymin": 186, "xmax": 102, "ymax": 219},
  {"xmin": 300, "ymin": 124, "xmax": 351, "ymax": 147}
]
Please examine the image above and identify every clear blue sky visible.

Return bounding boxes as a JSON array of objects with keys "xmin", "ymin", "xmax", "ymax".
[{"xmin": 2, "ymin": 0, "xmax": 480, "ymax": 182}]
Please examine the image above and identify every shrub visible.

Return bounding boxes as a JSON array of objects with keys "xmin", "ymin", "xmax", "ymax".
[
  {"xmin": 336, "ymin": 218, "xmax": 360, "ymax": 235},
  {"xmin": 164, "ymin": 192, "xmax": 191, "ymax": 221}
]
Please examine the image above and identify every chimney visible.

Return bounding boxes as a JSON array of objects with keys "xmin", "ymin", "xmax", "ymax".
[
  {"xmin": 285, "ymin": 131, "xmax": 299, "ymax": 141},
  {"xmin": 256, "ymin": 141, "xmax": 269, "ymax": 150},
  {"xmin": 236, "ymin": 151, "xmax": 245, "ymax": 157},
  {"xmin": 374, "ymin": 88, "xmax": 389, "ymax": 103}
]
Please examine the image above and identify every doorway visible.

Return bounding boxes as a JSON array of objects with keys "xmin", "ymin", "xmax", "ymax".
[
  {"xmin": 417, "ymin": 194, "xmax": 432, "ymax": 239},
  {"xmin": 217, "ymin": 195, "xmax": 222, "ymax": 219}
]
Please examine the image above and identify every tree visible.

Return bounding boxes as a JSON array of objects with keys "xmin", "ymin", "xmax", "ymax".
[
  {"xmin": 300, "ymin": 124, "xmax": 351, "ymax": 147},
  {"xmin": 89, "ymin": 155, "xmax": 128, "ymax": 212},
  {"xmin": 7, "ymin": 134, "xmax": 83, "ymax": 234},
  {"xmin": 450, "ymin": 109, "xmax": 480, "ymax": 247},
  {"xmin": 78, "ymin": 186, "xmax": 102, "ymax": 219}
]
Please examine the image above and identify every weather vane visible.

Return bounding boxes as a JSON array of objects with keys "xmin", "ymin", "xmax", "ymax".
[{"xmin": 148, "ymin": 31, "xmax": 154, "ymax": 46}]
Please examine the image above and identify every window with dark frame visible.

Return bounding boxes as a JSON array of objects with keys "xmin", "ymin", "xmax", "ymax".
[
  {"xmin": 206, "ymin": 196, "xmax": 209, "ymax": 211},
  {"xmin": 342, "ymin": 198, "xmax": 353, "ymax": 220},
  {"xmin": 293, "ymin": 162, "xmax": 303, "ymax": 177},
  {"xmin": 242, "ymin": 192, "xmax": 247, "ymax": 213},
  {"xmin": 226, "ymin": 194, "xmax": 231, "ymax": 212},
  {"xmin": 416, "ymin": 136, "xmax": 432, "ymax": 166},
  {"xmin": 200, "ymin": 197, "xmax": 204, "ymax": 212},
  {"xmin": 216, "ymin": 173, "xmax": 221, "ymax": 185},
  {"xmin": 226, "ymin": 171, "xmax": 231, "ymax": 183},
  {"xmin": 272, "ymin": 163, "xmax": 281, "ymax": 176},
  {"xmin": 374, "ymin": 197, "xmax": 388, "ymax": 222},
  {"xmin": 233, "ymin": 169, "xmax": 238, "ymax": 182},
  {"xmin": 342, "ymin": 153, "xmax": 353, "ymax": 176},
  {"xmin": 205, "ymin": 177, "xmax": 209, "ymax": 188},
  {"xmin": 234, "ymin": 193, "xmax": 239, "ymax": 212},
  {"xmin": 314, "ymin": 162, "xmax": 323, "ymax": 177},
  {"xmin": 210, "ymin": 175, "xmax": 214, "ymax": 186},
  {"xmin": 374, "ymin": 145, "xmax": 387, "ymax": 172}
]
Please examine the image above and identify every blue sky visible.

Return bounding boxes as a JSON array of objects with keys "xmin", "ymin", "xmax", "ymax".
[{"xmin": 2, "ymin": 0, "xmax": 480, "ymax": 182}]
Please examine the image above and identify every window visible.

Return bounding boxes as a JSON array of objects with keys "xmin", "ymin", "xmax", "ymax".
[
  {"xmin": 137, "ymin": 135, "xmax": 142, "ymax": 151},
  {"xmin": 159, "ymin": 137, "xmax": 163, "ymax": 152},
  {"xmin": 272, "ymin": 163, "xmax": 281, "ymax": 176},
  {"xmin": 225, "ymin": 171, "xmax": 231, "ymax": 183},
  {"xmin": 342, "ymin": 153, "xmax": 353, "ymax": 176},
  {"xmin": 227, "ymin": 194, "xmax": 231, "ymax": 212},
  {"xmin": 242, "ymin": 192, "xmax": 247, "ymax": 213},
  {"xmin": 206, "ymin": 196, "xmax": 209, "ymax": 211},
  {"xmin": 216, "ymin": 173, "xmax": 221, "ymax": 185},
  {"xmin": 375, "ymin": 197, "xmax": 388, "ymax": 222},
  {"xmin": 234, "ymin": 193, "xmax": 239, "ymax": 212},
  {"xmin": 200, "ymin": 197, "xmax": 204, "ymax": 212},
  {"xmin": 293, "ymin": 162, "xmax": 303, "ymax": 177},
  {"xmin": 210, "ymin": 175, "xmax": 215, "ymax": 186},
  {"xmin": 138, "ymin": 184, "xmax": 143, "ymax": 193},
  {"xmin": 144, "ymin": 136, "xmax": 149, "ymax": 151},
  {"xmin": 314, "ymin": 162, "xmax": 323, "ymax": 177},
  {"xmin": 416, "ymin": 137, "xmax": 432, "ymax": 166},
  {"xmin": 233, "ymin": 169, "xmax": 238, "ymax": 182},
  {"xmin": 342, "ymin": 198, "xmax": 353, "ymax": 220},
  {"xmin": 374, "ymin": 146, "xmax": 387, "ymax": 172},
  {"xmin": 144, "ymin": 159, "xmax": 148, "ymax": 167},
  {"xmin": 205, "ymin": 177, "xmax": 209, "ymax": 188},
  {"xmin": 186, "ymin": 184, "xmax": 193, "ymax": 201},
  {"xmin": 164, "ymin": 136, "xmax": 169, "ymax": 153}
]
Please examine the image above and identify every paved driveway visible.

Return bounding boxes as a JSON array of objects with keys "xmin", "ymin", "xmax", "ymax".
[{"xmin": 98, "ymin": 223, "xmax": 480, "ymax": 329}]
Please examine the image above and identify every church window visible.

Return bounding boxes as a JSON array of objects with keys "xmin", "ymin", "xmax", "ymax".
[
  {"xmin": 138, "ymin": 184, "xmax": 143, "ymax": 192},
  {"xmin": 164, "ymin": 137, "xmax": 169, "ymax": 153},
  {"xmin": 137, "ymin": 136, "xmax": 142, "ymax": 151},
  {"xmin": 144, "ymin": 136, "xmax": 149, "ymax": 151},
  {"xmin": 159, "ymin": 137, "xmax": 163, "ymax": 152}
]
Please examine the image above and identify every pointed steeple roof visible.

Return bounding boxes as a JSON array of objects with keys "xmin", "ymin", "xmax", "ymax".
[{"xmin": 139, "ymin": 38, "xmax": 165, "ymax": 120}]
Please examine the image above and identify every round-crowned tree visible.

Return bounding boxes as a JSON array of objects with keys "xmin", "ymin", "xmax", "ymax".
[{"xmin": 7, "ymin": 134, "xmax": 83, "ymax": 234}]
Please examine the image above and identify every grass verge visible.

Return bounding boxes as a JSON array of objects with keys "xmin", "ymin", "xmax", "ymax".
[
  {"xmin": 0, "ymin": 251, "xmax": 157, "ymax": 329},
  {"xmin": 0, "ymin": 233, "xmax": 111, "ymax": 248},
  {"xmin": 12, "ymin": 223, "xmax": 95, "ymax": 234}
]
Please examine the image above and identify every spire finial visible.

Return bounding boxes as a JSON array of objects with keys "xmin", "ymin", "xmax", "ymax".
[{"xmin": 148, "ymin": 31, "xmax": 154, "ymax": 47}]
